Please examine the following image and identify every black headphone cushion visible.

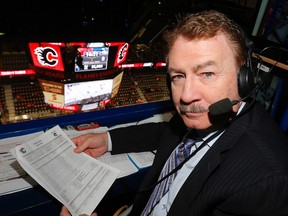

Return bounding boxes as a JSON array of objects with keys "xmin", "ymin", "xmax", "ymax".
[{"xmin": 237, "ymin": 65, "xmax": 256, "ymax": 98}]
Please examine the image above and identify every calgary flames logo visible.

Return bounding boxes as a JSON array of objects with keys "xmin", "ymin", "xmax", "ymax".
[
  {"xmin": 117, "ymin": 43, "xmax": 128, "ymax": 64},
  {"xmin": 34, "ymin": 47, "xmax": 59, "ymax": 67}
]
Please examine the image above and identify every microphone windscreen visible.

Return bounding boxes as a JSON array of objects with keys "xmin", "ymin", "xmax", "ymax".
[{"xmin": 209, "ymin": 98, "xmax": 233, "ymax": 116}]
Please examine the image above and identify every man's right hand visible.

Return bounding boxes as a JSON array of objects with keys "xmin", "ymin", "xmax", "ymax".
[{"xmin": 71, "ymin": 132, "xmax": 109, "ymax": 158}]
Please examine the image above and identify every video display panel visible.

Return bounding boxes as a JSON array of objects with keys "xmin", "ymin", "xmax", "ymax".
[
  {"xmin": 75, "ymin": 43, "xmax": 109, "ymax": 72},
  {"xmin": 64, "ymin": 79, "xmax": 113, "ymax": 106},
  {"xmin": 38, "ymin": 71, "xmax": 124, "ymax": 109}
]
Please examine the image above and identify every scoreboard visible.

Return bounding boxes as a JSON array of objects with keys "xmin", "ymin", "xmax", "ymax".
[{"xmin": 26, "ymin": 41, "xmax": 129, "ymax": 109}]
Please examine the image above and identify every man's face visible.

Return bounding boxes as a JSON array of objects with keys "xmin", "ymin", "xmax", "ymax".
[{"xmin": 167, "ymin": 34, "xmax": 241, "ymax": 130}]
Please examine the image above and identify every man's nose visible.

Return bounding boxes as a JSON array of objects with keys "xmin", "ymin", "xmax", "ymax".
[{"xmin": 180, "ymin": 79, "xmax": 201, "ymax": 103}]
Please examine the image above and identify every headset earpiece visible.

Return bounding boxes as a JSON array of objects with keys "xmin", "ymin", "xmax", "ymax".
[
  {"xmin": 237, "ymin": 64, "xmax": 256, "ymax": 98},
  {"xmin": 236, "ymin": 34, "xmax": 259, "ymax": 99}
]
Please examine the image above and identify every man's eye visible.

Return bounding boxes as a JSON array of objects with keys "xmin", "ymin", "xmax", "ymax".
[
  {"xmin": 203, "ymin": 72, "xmax": 214, "ymax": 77},
  {"xmin": 171, "ymin": 75, "xmax": 184, "ymax": 81}
]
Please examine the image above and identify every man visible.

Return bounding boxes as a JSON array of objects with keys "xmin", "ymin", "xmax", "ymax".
[{"xmin": 60, "ymin": 10, "xmax": 288, "ymax": 216}]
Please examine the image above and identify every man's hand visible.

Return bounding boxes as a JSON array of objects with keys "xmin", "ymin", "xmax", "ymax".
[{"xmin": 72, "ymin": 132, "xmax": 109, "ymax": 158}]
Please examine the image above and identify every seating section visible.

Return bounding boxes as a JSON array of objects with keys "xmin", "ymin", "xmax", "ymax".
[{"xmin": 0, "ymin": 68, "xmax": 171, "ymax": 124}]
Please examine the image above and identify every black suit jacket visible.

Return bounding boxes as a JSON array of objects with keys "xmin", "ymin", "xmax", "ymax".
[{"xmin": 110, "ymin": 103, "xmax": 288, "ymax": 216}]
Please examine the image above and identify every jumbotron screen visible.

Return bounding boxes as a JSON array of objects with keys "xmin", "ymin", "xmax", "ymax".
[
  {"xmin": 27, "ymin": 41, "xmax": 129, "ymax": 110},
  {"xmin": 28, "ymin": 42, "xmax": 129, "ymax": 75}
]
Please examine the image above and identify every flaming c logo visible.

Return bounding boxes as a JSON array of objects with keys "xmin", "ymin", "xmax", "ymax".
[
  {"xmin": 34, "ymin": 47, "xmax": 59, "ymax": 67},
  {"xmin": 117, "ymin": 43, "xmax": 128, "ymax": 63}
]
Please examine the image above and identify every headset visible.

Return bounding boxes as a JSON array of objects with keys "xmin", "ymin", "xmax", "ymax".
[
  {"xmin": 234, "ymin": 22, "xmax": 280, "ymax": 101},
  {"xmin": 237, "ymin": 37, "xmax": 258, "ymax": 99}
]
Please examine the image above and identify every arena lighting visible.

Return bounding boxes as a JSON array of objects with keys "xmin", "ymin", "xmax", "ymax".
[
  {"xmin": 155, "ymin": 62, "xmax": 166, "ymax": 67},
  {"xmin": 49, "ymin": 103, "xmax": 79, "ymax": 111},
  {"xmin": 0, "ymin": 69, "xmax": 36, "ymax": 76},
  {"xmin": 119, "ymin": 62, "xmax": 153, "ymax": 68},
  {"xmin": 119, "ymin": 62, "xmax": 166, "ymax": 68}
]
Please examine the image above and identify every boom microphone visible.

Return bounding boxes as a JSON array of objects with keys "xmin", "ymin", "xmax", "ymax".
[
  {"xmin": 208, "ymin": 98, "xmax": 239, "ymax": 116},
  {"xmin": 208, "ymin": 75, "xmax": 263, "ymax": 117}
]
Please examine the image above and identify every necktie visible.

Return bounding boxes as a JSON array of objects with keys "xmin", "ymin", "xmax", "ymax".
[{"xmin": 141, "ymin": 134, "xmax": 202, "ymax": 215}]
